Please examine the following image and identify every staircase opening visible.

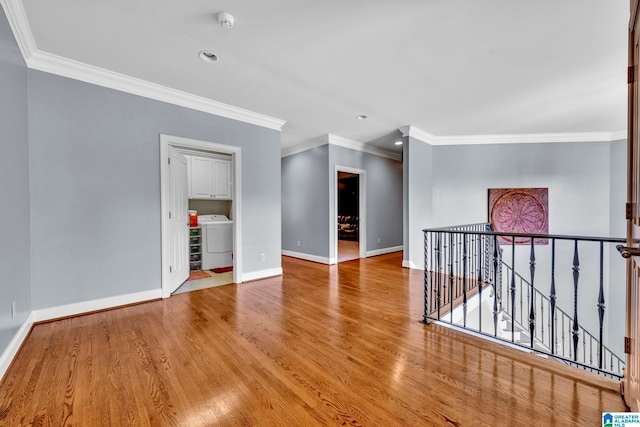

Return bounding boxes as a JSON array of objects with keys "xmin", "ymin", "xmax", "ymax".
[{"xmin": 423, "ymin": 223, "xmax": 627, "ymax": 379}]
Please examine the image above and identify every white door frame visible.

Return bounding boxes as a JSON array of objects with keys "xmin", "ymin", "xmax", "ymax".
[
  {"xmin": 331, "ymin": 165, "xmax": 366, "ymax": 263},
  {"xmin": 160, "ymin": 134, "xmax": 242, "ymax": 298}
]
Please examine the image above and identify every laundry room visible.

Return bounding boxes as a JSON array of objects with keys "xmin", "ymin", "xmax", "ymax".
[{"xmin": 177, "ymin": 150, "xmax": 235, "ymax": 294}]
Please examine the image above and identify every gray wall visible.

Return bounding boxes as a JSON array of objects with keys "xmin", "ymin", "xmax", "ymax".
[
  {"xmin": 281, "ymin": 145, "xmax": 330, "ymax": 257},
  {"xmin": 328, "ymin": 145, "xmax": 403, "ymax": 256},
  {"xmin": 0, "ymin": 10, "xmax": 31, "ymax": 356},
  {"xmin": 281, "ymin": 144, "xmax": 403, "ymax": 260},
  {"xmin": 27, "ymin": 70, "xmax": 282, "ymax": 309},
  {"xmin": 404, "ymin": 137, "xmax": 627, "ymax": 353},
  {"xmin": 403, "ymin": 136, "xmax": 433, "ymax": 267}
]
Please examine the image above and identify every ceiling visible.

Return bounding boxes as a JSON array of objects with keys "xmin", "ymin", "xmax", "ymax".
[{"xmin": 17, "ymin": 0, "xmax": 629, "ymax": 155}]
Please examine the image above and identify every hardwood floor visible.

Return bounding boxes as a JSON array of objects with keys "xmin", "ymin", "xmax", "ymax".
[
  {"xmin": 337, "ymin": 239, "xmax": 359, "ymax": 262},
  {"xmin": 0, "ymin": 252, "xmax": 627, "ymax": 426}
]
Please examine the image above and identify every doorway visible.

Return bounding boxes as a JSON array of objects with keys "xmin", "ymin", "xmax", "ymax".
[
  {"xmin": 333, "ymin": 166, "xmax": 366, "ymax": 263},
  {"xmin": 160, "ymin": 134, "xmax": 242, "ymax": 298},
  {"xmin": 337, "ymin": 172, "xmax": 360, "ymax": 261}
]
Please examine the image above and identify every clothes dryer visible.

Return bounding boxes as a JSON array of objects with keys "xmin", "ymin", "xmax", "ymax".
[{"xmin": 197, "ymin": 215, "xmax": 233, "ymax": 270}]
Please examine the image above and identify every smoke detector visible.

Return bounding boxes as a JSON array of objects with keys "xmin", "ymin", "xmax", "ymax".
[{"xmin": 217, "ymin": 12, "xmax": 235, "ymax": 28}]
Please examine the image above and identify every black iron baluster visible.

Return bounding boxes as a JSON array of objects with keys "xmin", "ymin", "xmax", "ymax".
[
  {"xmin": 598, "ymin": 241, "xmax": 605, "ymax": 369},
  {"xmin": 462, "ymin": 233, "xmax": 468, "ymax": 327},
  {"xmin": 491, "ymin": 236, "xmax": 498, "ymax": 336},
  {"xmin": 529, "ymin": 240, "xmax": 536, "ymax": 349},
  {"xmin": 562, "ymin": 316, "xmax": 567, "ymax": 359},
  {"xmin": 540, "ymin": 294, "xmax": 544, "ymax": 345},
  {"xmin": 572, "ymin": 240, "xmax": 580, "ymax": 362},
  {"xmin": 476, "ymin": 235, "xmax": 484, "ymax": 331},
  {"xmin": 449, "ymin": 233, "xmax": 454, "ymax": 318},
  {"xmin": 424, "ymin": 231, "xmax": 429, "ymax": 323},
  {"xmin": 550, "ymin": 239, "xmax": 556, "ymax": 355},
  {"xmin": 511, "ymin": 238, "xmax": 516, "ymax": 342},
  {"xmin": 498, "ymin": 248, "xmax": 503, "ymax": 312},
  {"xmin": 456, "ymin": 233, "xmax": 461, "ymax": 304},
  {"xmin": 436, "ymin": 233, "xmax": 442, "ymax": 319}
]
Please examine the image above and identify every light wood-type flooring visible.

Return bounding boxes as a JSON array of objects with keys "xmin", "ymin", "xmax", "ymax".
[
  {"xmin": 0, "ymin": 252, "xmax": 627, "ymax": 426},
  {"xmin": 337, "ymin": 239, "xmax": 359, "ymax": 262}
]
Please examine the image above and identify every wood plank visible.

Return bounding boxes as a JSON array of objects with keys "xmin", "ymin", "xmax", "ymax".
[{"xmin": 0, "ymin": 252, "xmax": 627, "ymax": 426}]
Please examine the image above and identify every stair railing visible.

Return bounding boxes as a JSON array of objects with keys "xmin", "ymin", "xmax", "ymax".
[
  {"xmin": 500, "ymin": 261, "xmax": 625, "ymax": 377},
  {"xmin": 423, "ymin": 224, "xmax": 626, "ymax": 379}
]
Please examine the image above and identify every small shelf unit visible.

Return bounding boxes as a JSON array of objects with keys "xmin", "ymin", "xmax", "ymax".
[{"xmin": 189, "ymin": 227, "xmax": 202, "ymax": 270}]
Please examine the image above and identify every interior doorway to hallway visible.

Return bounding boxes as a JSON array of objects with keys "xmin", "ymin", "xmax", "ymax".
[
  {"xmin": 333, "ymin": 166, "xmax": 366, "ymax": 263},
  {"xmin": 337, "ymin": 172, "xmax": 360, "ymax": 262}
]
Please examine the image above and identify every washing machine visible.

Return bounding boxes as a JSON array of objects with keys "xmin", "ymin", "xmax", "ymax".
[{"xmin": 197, "ymin": 214, "xmax": 233, "ymax": 270}]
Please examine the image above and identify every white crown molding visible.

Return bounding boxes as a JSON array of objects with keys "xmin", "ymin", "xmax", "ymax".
[
  {"xmin": 611, "ymin": 129, "xmax": 628, "ymax": 140},
  {"xmin": 401, "ymin": 125, "xmax": 628, "ymax": 146},
  {"xmin": 399, "ymin": 125, "xmax": 436, "ymax": 144},
  {"xmin": 282, "ymin": 134, "xmax": 402, "ymax": 161},
  {"xmin": 328, "ymin": 134, "xmax": 402, "ymax": 161},
  {"xmin": 1, "ymin": 0, "xmax": 285, "ymax": 131},
  {"xmin": 0, "ymin": 0, "xmax": 36, "ymax": 60},
  {"xmin": 27, "ymin": 50, "xmax": 286, "ymax": 131},
  {"xmin": 281, "ymin": 136, "xmax": 328, "ymax": 157}
]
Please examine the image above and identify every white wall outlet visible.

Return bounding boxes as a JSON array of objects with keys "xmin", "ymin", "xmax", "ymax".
[
  {"xmin": 297, "ymin": 241, "xmax": 301, "ymax": 247},
  {"xmin": 377, "ymin": 237, "xmax": 381, "ymax": 244},
  {"xmin": 260, "ymin": 253, "xmax": 265, "ymax": 261},
  {"xmin": 11, "ymin": 300, "xmax": 16, "ymax": 318}
]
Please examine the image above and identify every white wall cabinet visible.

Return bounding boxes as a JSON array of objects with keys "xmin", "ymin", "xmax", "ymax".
[{"xmin": 187, "ymin": 155, "xmax": 232, "ymax": 200}]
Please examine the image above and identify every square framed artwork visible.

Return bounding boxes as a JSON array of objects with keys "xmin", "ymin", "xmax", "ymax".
[{"xmin": 488, "ymin": 188, "xmax": 549, "ymax": 245}]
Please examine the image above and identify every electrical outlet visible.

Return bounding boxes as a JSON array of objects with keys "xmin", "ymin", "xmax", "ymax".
[
  {"xmin": 297, "ymin": 241, "xmax": 301, "ymax": 247},
  {"xmin": 377, "ymin": 237, "xmax": 381, "ymax": 244},
  {"xmin": 260, "ymin": 253, "xmax": 265, "ymax": 261},
  {"xmin": 11, "ymin": 301, "xmax": 16, "ymax": 318}
]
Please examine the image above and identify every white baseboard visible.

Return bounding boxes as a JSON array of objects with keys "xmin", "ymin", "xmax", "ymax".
[
  {"xmin": 366, "ymin": 245, "xmax": 403, "ymax": 258},
  {"xmin": 282, "ymin": 250, "xmax": 331, "ymax": 265},
  {"xmin": 402, "ymin": 260, "xmax": 418, "ymax": 269},
  {"xmin": 241, "ymin": 267, "xmax": 283, "ymax": 282},
  {"xmin": 0, "ymin": 312, "xmax": 35, "ymax": 382},
  {"xmin": 31, "ymin": 289, "xmax": 163, "ymax": 323}
]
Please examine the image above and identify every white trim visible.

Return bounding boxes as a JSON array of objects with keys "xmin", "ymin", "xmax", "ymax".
[
  {"xmin": 241, "ymin": 267, "xmax": 283, "ymax": 282},
  {"xmin": 32, "ymin": 289, "xmax": 162, "ymax": 323},
  {"xmin": 400, "ymin": 125, "xmax": 628, "ymax": 146},
  {"xmin": 1, "ymin": 289, "xmax": 162, "ymax": 379},
  {"xmin": 366, "ymin": 245, "xmax": 403, "ymax": 258},
  {"xmin": 160, "ymin": 134, "xmax": 243, "ymax": 298},
  {"xmin": 399, "ymin": 126, "xmax": 436, "ymax": 144},
  {"xmin": 328, "ymin": 134, "xmax": 402, "ymax": 161},
  {"xmin": 282, "ymin": 250, "xmax": 331, "ymax": 265},
  {"xmin": 402, "ymin": 260, "xmax": 418, "ymax": 269},
  {"xmin": 332, "ymin": 165, "xmax": 367, "ymax": 263},
  {"xmin": 0, "ymin": 0, "xmax": 285, "ymax": 132},
  {"xmin": 281, "ymin": 137, "xmax": 328, "ymax": 157},
  {"xmin": 0, "ymin": 0, "xmax": 36, "ymax": 61},
  {"xmin": 282, "ymin": 134, "xmax": 402, "ymax": 161},
  {"xmin": 26, "ymin": 50, "xmax": 285, "ymax": 131},
  {"xmin": 0, "ymin": 312, "xmax": 34, "ymax": 382},
  {"xmin": 435, "ymin": 321, "xmax": 536, "ymax": 355}
]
